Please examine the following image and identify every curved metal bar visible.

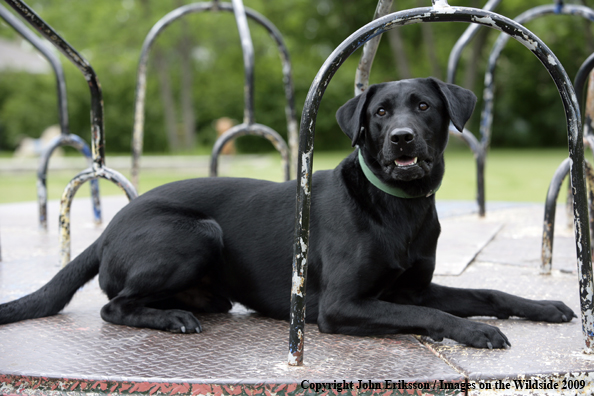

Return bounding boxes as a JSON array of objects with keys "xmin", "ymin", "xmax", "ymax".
[
  {"xmin": 59, "ymin": 169, "xmax": 137, "ymax": 266},
  {"xmin": 289, "ymin": 3, "xmax": 591, "ymax": 366},
  {"xmin": 446, "ymin": 0, "xmax": 501, "ymax": 85},
  {"xmin": 471, "ymin": 3, "xmax": 594, "ymax": 217},
  {"xmin": 480, "ymin": 4, "xmax": 594, "ymax": 150},
  {"xmin": 574, "ymin": 53, "xmax": 594, "ymax": 105},
  {"xmin": 231, "ymin": 0, "xmax": 254, "ymax": 125},
  {"xmin": 37, "ymin": 134, "xmax": 101, "ymax": 230},
  {"xmin": 4, "ymin": 0, "xmax": 138, "ymax": 263},
  {"xmin": 0, "ymin": 4, "xmax": 68, "ymax": 135},
  {"xmin": 542, "ymin": 158, "xmax": 571, "ymax": 274},
  {"xmin": 354, "ymin": 0, "xmax": 393, "ymax": 96},
  {"xmin": 542, "ymin": 159, "xmax": 594, "ymax": 274},
  {"xmin": 542, "ymin": 52, "xmax": 594, "ymax": 273},
  {"xmin": 5, "ymin": 0, "xmax": 108, "ymax": 170},
  {"xmin": 210, "ymin": 123, "xmax": 290, "ymax": 181},
  {"xmin": 130, "ymin": 1, "xmax": 297, "ymax": 188},
  {"xmin": 574, "ymin": 52, "xmax": 594, "ymax": 140},
  {"xmin": 0, "ymin": 4, "xmax": 102, "ymax": 228}
]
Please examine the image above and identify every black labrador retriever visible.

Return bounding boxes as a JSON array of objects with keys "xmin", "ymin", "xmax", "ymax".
[{"xmin": 0, "ymin": 77, "xmax": 575, "ymax": 349}]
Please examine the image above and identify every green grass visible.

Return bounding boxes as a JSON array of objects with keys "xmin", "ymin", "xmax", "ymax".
[
  {"xmin": 441, "ymin": 148, "xmax": 571, "ymax": 202},
  {"xmin": 0, "ymin": 148, "xmax": 573, "ymax": 204}
]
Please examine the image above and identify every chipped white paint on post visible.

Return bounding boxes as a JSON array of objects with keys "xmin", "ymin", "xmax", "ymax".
[
  {"xmin": 432, "ymin": 0, "xmax": 453, "ymax": 12},
  {"xmin": 515, "ymin": 33, "xmax": 538, "ymax": 51},
  {"xmin": 548, "ymin": 54, "xmax": 558, "ymax": 66},
  {"xmin": 300, "ymin": 151, "xmax": 313, "ymax": 196},
  {"xmin": 471, "ymin": 15, "xmax": 497, "ymax": 27}
]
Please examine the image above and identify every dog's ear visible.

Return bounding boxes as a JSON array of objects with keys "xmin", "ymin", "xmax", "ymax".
[
  {"xmin": 336, "ymin": 85, "xmax": 379, "ymax": 147},
  {"xmin": 427, "ymin": 77, "xmax": 477, "ymax": 132}
]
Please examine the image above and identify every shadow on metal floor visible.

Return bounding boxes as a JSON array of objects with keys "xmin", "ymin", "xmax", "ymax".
[{"xmin": 0, "ymin": 196, "xmax": 591, "ymax": 395}]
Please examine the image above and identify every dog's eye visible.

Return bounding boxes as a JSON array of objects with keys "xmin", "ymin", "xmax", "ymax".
[
  {"xmin": 376, "ymin": 108, "xmax": 387, "ymax": 116},
  {"xmin": 419, "ymin": 102, "xmax": 429, "ymax": 111}
]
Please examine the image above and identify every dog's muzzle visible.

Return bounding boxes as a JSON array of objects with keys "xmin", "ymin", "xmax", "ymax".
[{"xmin": 389, "ymin": 127, "xmax": 418, "ymax": 167}]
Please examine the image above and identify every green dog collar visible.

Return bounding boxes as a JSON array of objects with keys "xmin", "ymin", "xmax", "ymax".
[{"xmin": 357, "ymin": 149, "xmax": 439, "ymax": 198}]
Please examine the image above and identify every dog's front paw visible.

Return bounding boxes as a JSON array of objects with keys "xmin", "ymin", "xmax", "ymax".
[
  {"xmin": 162, "ymin": 309, "xmax": 203, "ymax": 334},
  {"xmin": 446, "ymin": 321, "xmax": 511, "ymax": 349},
  {"xmin": 523, "ymin": 300, "xmax": 576, "ymax": 323}
]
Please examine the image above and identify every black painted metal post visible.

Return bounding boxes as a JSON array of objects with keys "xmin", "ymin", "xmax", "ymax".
[
  {"xmin": 0, "ymin": 4, "xmax": 101, "ymax": 229},
  {"xmin": 543, "ymin": 159, "xmax": 594, "ymax": 274},
  {"xmin": 3, "ymin": 0, "xmax": 138, "ymax": 266},
  {"xmin": 542, "ymin": 51, "xmax": 594, "ymax": 273},
  {"xmin": 289, "ymin": 0, "xmax": 593, "ymax": 366}
]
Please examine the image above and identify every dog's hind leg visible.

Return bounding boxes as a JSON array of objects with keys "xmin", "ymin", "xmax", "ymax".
[
  {"xmin": 101, "ymin": 295, "xmax": 205, "ymax": 333},
  {"xmin": 98, "ymin": 217, "xmax": 227, "ymax": 333}
]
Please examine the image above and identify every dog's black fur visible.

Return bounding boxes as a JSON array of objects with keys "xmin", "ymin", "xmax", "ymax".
[{"xmin": 0, "ymin": 78, "xmax": 575, "ymax": 348}]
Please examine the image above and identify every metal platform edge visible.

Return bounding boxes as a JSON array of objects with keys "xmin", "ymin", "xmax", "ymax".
[{"xmin": 0, "ymin": 375, "xmax": 469, "ymax": 396}]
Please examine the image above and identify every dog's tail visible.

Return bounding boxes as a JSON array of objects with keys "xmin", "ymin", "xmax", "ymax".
[{"xmin": 0, "ymin": 242, "xmax": 100, "ymax": 324}]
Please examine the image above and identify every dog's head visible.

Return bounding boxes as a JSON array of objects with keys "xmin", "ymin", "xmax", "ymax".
[{"xmin": 336, "ymin": 78, "xmax": 476, "ymax": 194}]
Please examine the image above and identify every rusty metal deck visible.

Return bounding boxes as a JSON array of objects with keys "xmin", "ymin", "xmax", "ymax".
[{"xmin": 0, "ymin": 196, "xmax": 591, "ymax": 395}]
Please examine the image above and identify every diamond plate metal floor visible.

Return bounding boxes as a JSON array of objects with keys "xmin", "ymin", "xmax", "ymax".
[{"xmin": 0, "ymin": 196, "xmax": 590, "ymax": 395}]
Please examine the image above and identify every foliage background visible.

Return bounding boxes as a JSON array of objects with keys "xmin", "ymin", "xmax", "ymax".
[{"xmin": 0, "ymin": 0, "xmax": 593, "ymax": 154}]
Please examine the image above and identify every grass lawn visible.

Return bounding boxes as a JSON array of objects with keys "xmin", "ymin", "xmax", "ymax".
[{"xmin": 0, "ymin": 147, "xmax": 573, "ymax": 204}]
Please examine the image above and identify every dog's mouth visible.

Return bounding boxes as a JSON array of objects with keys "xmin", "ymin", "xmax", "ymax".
[
  {"xmin": 384, "ymin": 155, "xmax": 432, "ymax": 181},
  {"xmin": 394, "ymin": 156, "xmax": 418, "ymax": 168}
]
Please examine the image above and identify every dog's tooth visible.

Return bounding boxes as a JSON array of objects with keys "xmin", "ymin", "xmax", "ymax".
[{"xmin": 181, "ymin": 326, "xmax": 186, "ymax": 333}]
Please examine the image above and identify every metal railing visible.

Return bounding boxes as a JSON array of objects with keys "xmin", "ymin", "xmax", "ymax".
[
  {"xmin": 475, "ymin": 2, "xmax": 594, "ymax": 215},
  {"xmin": 0, "ymin": 4, "xmax": 101, "ymax": 230},
  {"xmin": 542, "ymin": 53, "xmax": 594, "ymax": 274},
  {"xmin": 130, "ymin": 0, "xmax": 296, "ymax": 188},
  {"xmin": 3, "ymin": 0, "xmax": 138, "ymax": 267}
]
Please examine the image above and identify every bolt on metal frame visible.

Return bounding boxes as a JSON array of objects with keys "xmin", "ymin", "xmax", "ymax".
[
  {"xmin": 288, "ymin": 0, "xmax": 593, "ymax": 366},
  {"xmin": 476, "ymin": 1, "xmax": 594, "ymax": 216},
  {"xmin": 0, "ymin": 4, "xmax": 101, "ymax": 230},
  {"xmin": 542, "ymin": 52, "xmax": 594, "ymax": 274},
  {"xmin": 2, "ymin": 0, "xmax": 138, "ymax": 267},
  {"xmin": 130, "ymin": 0, "xmax": 296, "ymax": 188}
]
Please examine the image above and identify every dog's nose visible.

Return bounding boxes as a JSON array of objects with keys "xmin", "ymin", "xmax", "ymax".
[{"xmin": 390, "ymin": 128, "xmax": 414, "ymax": 145}]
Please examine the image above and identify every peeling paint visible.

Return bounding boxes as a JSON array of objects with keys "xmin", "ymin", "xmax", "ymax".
[
  {"xmin": 291, "ymin": 272, "xmax": 304, "ymax": 297},
  {"xmin": 548, "ymin": 54, "xmax": 558, "ymax": 66},
  {"xmin": 299, "ymin": 237, "xmax": 307, "ymax": 254},
  {"xmin": 515, "ymin": 33, "xmax": 538, "ymax": 51},
  {"xmin": 472, "ymin": 15, "xmax": 497, "ymax": 27},
  {"xmin": 432, "ymin": 0, "xmax": 453, "ymax": 11}
]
